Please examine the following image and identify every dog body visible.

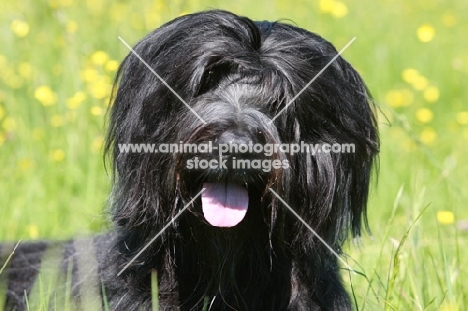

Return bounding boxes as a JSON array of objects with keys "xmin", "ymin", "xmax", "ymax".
[{"xmin": 1, "ymin": 10, "xmax": 378, "ymax": 310}]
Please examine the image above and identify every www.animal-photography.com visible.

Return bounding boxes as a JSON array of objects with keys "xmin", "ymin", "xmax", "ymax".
[{"xmin": 1, "ymin": 1, "xmax": 467, "ymax": 310}]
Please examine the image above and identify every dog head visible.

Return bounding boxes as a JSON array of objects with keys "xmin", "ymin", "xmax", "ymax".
[{"xmin": 105, "ymin": 10, "xmax": 379, "ymax": 252}]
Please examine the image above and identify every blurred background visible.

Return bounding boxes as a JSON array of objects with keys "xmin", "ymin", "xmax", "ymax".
[{"xmin": 1, "ymin": 0, "xmax": 467, "ymax": 309}]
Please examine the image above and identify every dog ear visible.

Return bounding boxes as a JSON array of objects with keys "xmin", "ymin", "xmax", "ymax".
[
  {"xmin": 260, "ymin": 23, "xmax": 379, "ymax": 244},
  {"xmin": 294, "ymin": 53, "xmax": 379, "ymax": 244}
]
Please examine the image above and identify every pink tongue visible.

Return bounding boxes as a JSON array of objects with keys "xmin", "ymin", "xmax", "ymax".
[{"xmin": 201, "ymin": 182, "xmax": 248, "ymax": 227}]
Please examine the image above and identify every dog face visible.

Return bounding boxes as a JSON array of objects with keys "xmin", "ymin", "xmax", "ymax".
[{"xmin": 106, "ymin": 9, "xmax": 378, "ymax": 262}]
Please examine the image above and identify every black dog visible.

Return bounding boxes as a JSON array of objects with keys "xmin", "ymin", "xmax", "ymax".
[{"xmin": 1, "ymin": 10, "xmax": 378, "ymax": 310}]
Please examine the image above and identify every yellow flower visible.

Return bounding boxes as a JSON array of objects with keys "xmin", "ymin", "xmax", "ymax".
[
  {"xmin": 81, "ymin": 68, "xmax": 98, "ymax": 82},
  {"xmin": 437, "ymin": 211, "xmax": 454, "ymax": 225},
  {"xmin": 415, "ymin": 108, "xmax": 434, "ymax": 123},
  {"xmin": 27, "ymin": 225, "xmax": 39, "ymax": 239},
  {"xmin": 6, "ymin": 75, "xmax": 23, "ymax": 89},
  {"xmin": 330, "ymin": 1, "xmax": 348, "ymax": 18},
  {"xmin": 91, "ymin": 51, "xmax": 109, "ymax": 66},
  {"xmin": 74, "ymin": 91, "xmax": 87, "ymax": 102},
  {"xmin": 90, "ymin": 106, "xmax": 103, "ymax": 116},
  {"xmin": 402, "ymin": 68, "xmax": 420, "ymax": 84},
  {"xmin": 0, "ymin": 106, "xmax": 5, "ymax": 119},
  {"xmin": 412, "ymin": 75, "xmax": 428, "ymax": 91},
  {"xmin": 66, "ymin": 20, "xmax": 78, "ymax": 34},
  {"xmin": 10, "ymin": 19, "xmax": 29, "ymax": 38},
  {"xmin": 48, "ymin": 0, "xmax": 60, "ymax": 8},
  {"xmin": 87, "ymin": 0, "xmax": 105, "ymax": 15},
  {"xmin": 18, "ymin": 62, "xmax": 33, "ymax": 79},
  {"xmin": 11, "ymin": 75, "xmax": 24, "ymax": 89},
  {"xmin": 0, "ymin": 133, "xmax": 6, "ymax": 146},
  {"xmin": 66, "ymin": 91, "xmax": 87, "ymax": 109},
  {"xmin": 56, "ymin": 37, "xmax": 66, "ymax": 47},
  {"xmin": 2, "ymin": 117, "xmax": 16, "ymax": 131},
  {"xmin": 442, "ymin": 12, "xmax": 456, "ymax": 27},
  {"xmin": 319, "ymin": 0, "xmax": 348, "ymax": 18},
  {"xmin": 52, "ymin": 149, "xmax": 66, "ymax": 162},
  {"xmin": 420, "ymin": 127, "xmax": 437, "ymax": 145},
  {"xmin": 423, "ymin": 86, "xmax": 440, "ymax": 103},
  {"xmin": 154, "ymin": 0, "xmax": 165, "ymax": 11},
  {"xmin": 385, "ymin": 89, "xmax": 413, "ymax": 108},
  {"xmin": 417, "ymin": 24, "xmax": 435, "ymax": 43},
  {"xmin": 51, "ymin": 114, "xmax": 64, "ymax": 127},
  {"xmin": 105, "ymin": 60, "xmax": 119, "ymax": 72},
  {"xmin": 320, "ymin": 0, "xmax": 334, "ymax": 13},
  {"xmin": 91, "ymin": 136, "xmax": 104, "ymax": 153},
  {"xmin": 401, "ymin": 68, "xmax": 429, "ymax": 90},
  {"xmin": 145, "ymin": 12, "xmax": 160, "ymax": 29},
  {"xmin": 440, "ymin": 303, "xmax": 458, "ymax": 311},
  {"xmin": 66, "ymin": 97, "xmax": 81, "ymax": 109},
  {"xmin": 34, "ymin": 85, "xmax": 57, "ymax": 106},
  {"xmin": 89, "ymin": 78, "xmax": 111, "ymax": 99},
  {"xmin": 456, "ymin": 111, "xmax": 468, "ymax": 125},
  {"xmin": 19, "ymin": 158, "xmax": 33, "ymax": 170}
]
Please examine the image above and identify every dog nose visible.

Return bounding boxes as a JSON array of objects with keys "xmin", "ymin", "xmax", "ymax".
[
  {"xmin": 214, "ymin": 131, "xmax": 253, "ymax": 157},
  {"xmin": 218, "ymin": 131, "xmax": 251, "ymax": 146}
]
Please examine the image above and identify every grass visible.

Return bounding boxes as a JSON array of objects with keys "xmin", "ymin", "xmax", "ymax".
[{"xmin": 1, "ymin": 0, "xmax": 467, "ymax": 309}]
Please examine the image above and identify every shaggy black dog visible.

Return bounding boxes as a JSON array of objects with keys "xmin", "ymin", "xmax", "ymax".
[{"xmin": 1, "ymin": 10, "xmax": 378, "ymax": 311}]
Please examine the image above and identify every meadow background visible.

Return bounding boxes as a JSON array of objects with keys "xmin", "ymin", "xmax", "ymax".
[{"xmin": 1, "ymin": 0, "xmax": 467, "ymax": 310}]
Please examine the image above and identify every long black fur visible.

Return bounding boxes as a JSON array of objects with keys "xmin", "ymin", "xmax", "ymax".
[{"xmin": 1, "ymin": 10, "xmax": 379, "ymax": 311}]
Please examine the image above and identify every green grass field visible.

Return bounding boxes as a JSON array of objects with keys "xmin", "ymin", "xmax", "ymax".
[{"xmin": 1, "ymin": 0, "xmax": 467, "ymax": 309}]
